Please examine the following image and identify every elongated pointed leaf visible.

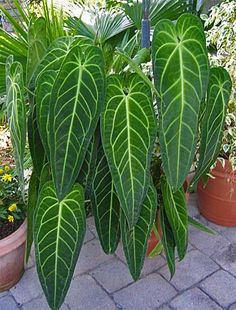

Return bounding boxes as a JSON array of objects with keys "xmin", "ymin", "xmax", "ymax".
[
  {"xmin": 153, "ymin": 13, "xmax": 209, "ymax": 190},
  {"xmin": 49, "ymin": 43, "xmax": 105, "ymax": 200},
  {"xmin": 28, "ymin": 103, "xmax": 46, "ymax": 178},
  {"xmin": 191, "ymin": 67, "xmax": 232, "ymax": 186},
  {"xmin": 121, "ymin": 184, "xmax": 157, "ymax": 280},
  {"xmin": 34, "ymin": 181, "xmax": 86, "ymax": 310},
  {"xmin": 35, "ymin": 37, "xmax": 78, "ymax": 156},
  {"xmin": 188, "ymin": 216, "xmax": 215, "ymax": 235},
  {"xmin": 102, "ymin": 74, "xmax": 157, "ymax": 228},
  {"xmin": 27, "ymin": 17, "xmax": 47, "ymax": 83},
  {"xmin": 160, "ymin": 206, "xmax": 176, "ymax": 278},
  {"xmin": 6, "ymin": 57, "xmax": 26, "ymax": 196},
  {"xmin": 33, "ymin": 36, "xmax": 83, "ymax": 89},
  {"xmin": 161, "ymin": 177, "xmax": 188, "ymax": 260},
  {"xmin": 26, "ymin": 170, "xmax": 39, "ymax": 262},
  {"xmin": 92, "ymin": 142, "xmax": 120, "ymax": 254}
]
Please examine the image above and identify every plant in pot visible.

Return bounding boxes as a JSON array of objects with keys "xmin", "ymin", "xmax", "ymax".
[
  {"xmin": 0, "ymin": 163, "xmax": 26, "ymax": 291},
  {"xmin": 194, "ymin": 0, "xmax": 236, "ymax": 226},
  {"xmin": 1, "ymin": 0, "xmax": 232, "ymax": 309}
]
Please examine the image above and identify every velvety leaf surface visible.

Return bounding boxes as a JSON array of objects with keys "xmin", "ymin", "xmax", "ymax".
[
  {"xmin": 161, "ymin": 177, "xmax": 188, "ymax": 260},
  {"xmin": 153, "ymin": 13, "xmax": 209, "ymax": 190},
  {"xmin": 121, "ymin": 184, "xmax": 157, "ymax": 280},
  {"xmin": 49, "ymin": 43, "xmax": 105, "ymax": 200},
  {"xmin": 6, "ymin": 58, "xmax": 26, "ymax": 196},
  {"xmin": 191, "ymin": 67, "xmax": 232, "ymax": 186},
  {"xmin": 26, "ymin": 17, "xmax": 47, "ymax": 84},
  {"xmin": 92, "ymin": 142, "xmax": 120, "ymax": 254},
  {"xmin": 160, "ymin": 206, "xmax": 176, "ymax": 278},
  {"xmin": 34, "ymin": 181, "xmax": 85, "ymax": 310},
  {"xmin": 102, "ymin": 74, "xmax": 157, "ymax": 228}
]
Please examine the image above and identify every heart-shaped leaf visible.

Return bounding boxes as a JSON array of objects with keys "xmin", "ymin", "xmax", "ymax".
[
  {"xmin": 102, "ymin": 74, "xmax": 157, "ymax": 228},
  {"xmin": 153, "ymin": 13, "xmax": 209, "ymax": 190},
  {"xmin": 34, "ymin": 181, "xmax": 86, "ymax": 310}
]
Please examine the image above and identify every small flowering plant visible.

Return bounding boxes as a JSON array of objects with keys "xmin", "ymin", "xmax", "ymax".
[{"xmin": 0, "ymin": 164, "xmax": 26, "ymax": 226}]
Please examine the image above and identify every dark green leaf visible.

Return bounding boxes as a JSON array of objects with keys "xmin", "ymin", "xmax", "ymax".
[
  {"xmin": 153, "ymin": 13, "xmax": 209, "ymax": 191},
  {"xmin": 26, "ymin": 17, "xmax": 47, "ymax": 83},
  {"xmin": 160, "ymin": 206, "xmax": 175, "ymax": 278},
  {"xmin": 188, "ymin": 216, "xmax": 215, "ymax": 235},
  {"xmin": 191, "ymin": 67, "xmax": 232, "ymax": 186},
  {"xmin": 48, "ymin": 42, "xmax": 105, "ymax": 200},
  {"xmin": 6, "ymin": 57, "xmax": 26, "ymax": 196},
  {"xmin": 92, "ymin": 141, "xmax": 120, "ymax": 254},
  {"xmin": 121, "ymin": 184, "xmax": 157, "ymax": 280},
  {"xmin": 34, "ymin": 181, "xmax": 86, "ymax": 310},
  {"xmin": 161, "ymin": 177, "xmax": 188, "ymax": 260},
  {"xmin": 102, "ymin": 74, "xmax": 157, "ymax": 228}
]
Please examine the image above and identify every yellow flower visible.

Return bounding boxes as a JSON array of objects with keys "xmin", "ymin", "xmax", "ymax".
[
  {"xmin": 2, "ymin": 174, "xmax": 13, "ymax": 182},
  {"xmin": 8, "ymin": 215, "xmax": 14, "ymax": 223},
  {"xmin": 0, "ymin": 168, "xmax": 4, "ymax": 174},
  {"xmin": 4, "ymin": 165, "xmax": 10, "ymax": 172},
  {"xmin": 8, "ymin": 203, "xmax": 17, "ymax": 212}
]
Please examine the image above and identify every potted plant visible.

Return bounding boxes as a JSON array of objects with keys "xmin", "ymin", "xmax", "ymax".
[
  {"xmin": 0, "ymin": 0, "xmax": 232, "ymax": 309},
  {"xmin": 195, "ymin": 0, "xmax": 236, "ymax": 226},
  {"xmin": 0, "ymin": 163, "xmax": 27, "ymax": 291}
]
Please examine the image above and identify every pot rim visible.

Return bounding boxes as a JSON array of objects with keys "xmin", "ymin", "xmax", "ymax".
[{"xmin": 0, "ymin": 218, "xmax": 27, "ymax": 257}]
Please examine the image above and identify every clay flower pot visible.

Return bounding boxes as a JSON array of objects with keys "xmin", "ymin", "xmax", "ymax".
[
  {"xmin": 147, "ymin": 179, "xmax": 190, "ymax": 256},
  {"xmin": 0, "ymin": 219, "xmax": 27, "ymax": 291},
  {"xmin": 197, "ymin": 160, "xmax": 236, "ymax": 226}
]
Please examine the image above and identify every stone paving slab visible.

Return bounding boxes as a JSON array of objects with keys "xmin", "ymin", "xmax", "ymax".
[
  {"xmin": 1, "ymin": 194, "xmax": 236, "ymax": 310},
  {"xmin": 199, "ymin": 270, "xmax": 236, "ymax": 308},
  {"xmin": 169, "ymin": 288, "xmax": 222, "ymax": 310}
]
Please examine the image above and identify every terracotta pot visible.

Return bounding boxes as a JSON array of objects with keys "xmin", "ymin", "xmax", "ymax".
[
  {"xmin": 147, "ymin": 179, "xmax": 190, "ymax": 256},
  {"xmin": 0, "ymin": 219, "xmax": 27, "ymax": 291},
  {"xmin": 197, "ymin": 160, "xmax": 236, "ymax": 226}
]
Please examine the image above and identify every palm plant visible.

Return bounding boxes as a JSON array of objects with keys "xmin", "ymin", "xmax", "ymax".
[{"xmin": 2, "ymin": 1, "xmax": 231, "ymax": 310}]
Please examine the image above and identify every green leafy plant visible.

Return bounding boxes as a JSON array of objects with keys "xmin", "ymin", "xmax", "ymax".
[
  {"xmin": 1, "ymin": 1, "xmax": 232, "ymax": 309},
  {"xmin": 201, "ymin": 0, "xmax": 236, "ymax": 170}
]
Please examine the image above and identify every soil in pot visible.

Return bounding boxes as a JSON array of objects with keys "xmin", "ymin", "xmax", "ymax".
[
  {"xmin": 0, "ymin": 219, "xmax": 27, "ymax": 292},
  {"xmin": 0, "ymin": 220, "xmax": 23, "ymax": 240},
  {"xmin": 197, "ymin": 160, "xmax": 236, "ymax": 226}
]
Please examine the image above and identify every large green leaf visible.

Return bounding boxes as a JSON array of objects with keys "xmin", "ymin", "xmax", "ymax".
[
  {"xmin": 48, "ymin": 43, "xmax": 105, "ymax": 200},
  {"xmin": 5, "ymin": 57, "xmax": 26, "ymax": 196},
  {"xmin": 26, "ymin": 17, "xmax": 47, "ymax": 84},
  {"xmin": 92, "ymin": 142, "xmax": 120, "ymax": 254},
  {"xmin": 161, "ymin": 177, "xmax": 188, "ymax": 260},
  {"xmin": 152, "ymin": 13, "xmax": 209, "ymax": 191},
  {"xmin": 35, "ymin": 37, "xmax": 77, "ymax": 156},
  {"xmin": 102, "ymin": 74, "xmax": 157, "ymax": 228},
  {"xmin": 160, "ymin": 206, "xmax": 176, "ymax": 278},
  {"xmin": 121, "ymin": 184, "xmax": 157, "ymax": 280},
  {"xmin": 34, "ymin": 181, "xmax": 86, "ymax": 310},
  {"xmin": 191, "ymin": 67, "xmax": 232, "ymax": 186}
]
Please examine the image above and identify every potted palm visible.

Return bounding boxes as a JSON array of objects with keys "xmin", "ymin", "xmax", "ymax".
[
  {"xmin": 0, "ymin": 0, "xmax": 232, "ymax": 309},
  {"xmin": 196, "ymin": 0, "xmax": 236, "ymax": 226},
  {"xmin": 0, "ymin": 163, "xmax": 27, "ymax": 291}
]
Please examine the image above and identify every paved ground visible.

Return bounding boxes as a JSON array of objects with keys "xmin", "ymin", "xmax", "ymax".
[{"xmin": 1, "ymin": 193, "xmax": 236, "ymax": 310}]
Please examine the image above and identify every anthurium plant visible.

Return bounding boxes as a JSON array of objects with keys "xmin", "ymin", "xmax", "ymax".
[{"xmin": 1, "ymin": 0, "xmax": 232, "ymax": 309}]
